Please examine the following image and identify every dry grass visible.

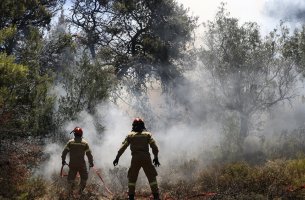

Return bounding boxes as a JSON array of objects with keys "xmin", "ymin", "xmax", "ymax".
[{"xmin": 2, "ymin": 136, "xmax": 305, "ymax": 199}]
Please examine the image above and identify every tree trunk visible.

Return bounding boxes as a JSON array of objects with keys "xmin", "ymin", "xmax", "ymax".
[{"xmin": 89, "ymin": 43, "xmax": 96, "ymax": 59}]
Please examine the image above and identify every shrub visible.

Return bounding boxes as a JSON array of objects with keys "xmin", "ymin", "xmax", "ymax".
[
  {"xmin": 17, "ymin": 177, "xmax": 47, "ymax": 200},
  {"xmin": 197, "ymin": 159, "xmax": 305, "ymax": 199}
]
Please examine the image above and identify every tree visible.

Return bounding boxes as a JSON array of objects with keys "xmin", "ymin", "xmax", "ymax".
[
  {"xmin": 56, "ymin": 53, "xmax": 115, "ymax": 124},
  {"xmin": 0, "ymin": 27, "xmax": 52, "ymax": 136},
  {"xmin": 40, "ymin": 10, "xmax": 75, "ymax": 75},
  {"xmin": 200, "ymin": 5, "xmax": 296, "ymax": 146},
  {"xmin": 282, "ymin": 25, "xmax": 305, "ymax": 76},
  {"xmin": 0, "ymin": 1, "xmax": 68, "ymax": 136},
  {"xmin": 0, "ymin": 53, "xmax": 28, "ymax": 134},
  {"xmin": 0, "ymin": 0, "xmax": 64, "ymax": 55},
  {"xmin": 17, "ymin": 27, "xmax": 56, "ymax": 135},
  {"xmin": 0, "ymin": 0, "xmax": 83, "ymax": 136},
  {"xmin": 70, "ymin": 0, "xmax": 197, "ymax": 91}
]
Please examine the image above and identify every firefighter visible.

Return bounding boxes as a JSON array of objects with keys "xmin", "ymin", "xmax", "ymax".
[
  {"xmin": 61, "ymin": 127, "xmax": 94, "ymax": 195},
  {"xmin": 113, "ymin": 118, "xmax": 161, "ymax": 200}
]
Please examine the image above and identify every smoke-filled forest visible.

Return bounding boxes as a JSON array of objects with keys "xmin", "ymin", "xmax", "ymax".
[{"xmin": 2, "ymin": 0, "xmax": 305, "ymax": 199}]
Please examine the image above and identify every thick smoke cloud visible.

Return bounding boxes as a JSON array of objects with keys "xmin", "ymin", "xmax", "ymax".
[
  {"xmin": 38, "ymin": 101, "xmax": 221, "ymax": 180},
  {"xmin": 264, "ymin": 0, "xmax": 305, "ymax": 22},
  {"xmin": 37, "ymin": 59, "xmax": 305, "ymax": 188},
  {"xmin": 37, "ymin": 63, "xmax": 224, "ymax": 184}
]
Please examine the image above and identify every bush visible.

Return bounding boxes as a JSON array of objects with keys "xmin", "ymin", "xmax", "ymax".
[
  {"xmin": 17, "ymin": 177, "xmax": 47, "ymax": 200},
  {"xmin": 197, "ymin": 159, "xmax": 305, "ymax": 199}
]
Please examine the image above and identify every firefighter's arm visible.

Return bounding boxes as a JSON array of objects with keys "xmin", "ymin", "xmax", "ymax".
[
  {"xmin": 117, "ymin": 136, "xmax": 130, "ymax": 158},
  {"xmin": 149, "ymin": 134, "xmax": 160, "ymax": 167},
  {"xmin": 85, "ymin": 143, "xmax": 94, "ymax": 167},
  {"xmin": 113, "ymin": 136, "xmax": 130, "ymax": 166},
  {"xmin": 148, "ymin": 135, "xmax": 159, "ymax": 158},
  {"xmin": 61, "ymin": 142, "xmax": 70, "ymax": 165}
]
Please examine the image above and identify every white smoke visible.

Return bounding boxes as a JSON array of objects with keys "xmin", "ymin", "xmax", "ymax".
[
  {"xmin": 37, "ymin": 70, "xmax": 224, "ymax": 182},
  {"xmin": 263, "ymin": 0, "xmax": 305, "ymax": 25},
  {"xmin": 38, "ymin": 103, "xmax": 131, "ymax": 178},
  {"xmin": 37, "ymin": 61, "xmax": 305, "ymax": 191},
  {"xmin": 262, "ymin": 96, "xmax": 305, "ymax": 136},
  {"xmin": 37, "ymin": 70, "xmax": 305, "ymax": 195},
  {"xmin": 35, "ymin": 143, "xmax": 62, "ymax": 180}
]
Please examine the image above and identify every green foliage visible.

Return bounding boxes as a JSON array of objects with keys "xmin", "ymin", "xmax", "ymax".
[
  {"xmin": 71, "ymin": 0, "xmax": 197, "ymax": 90},
  {"xmin": 0, "ymin": 26, "xmax": 56, "ymax": 136},
  {"xmin": 0, "ymin": 0, "xmax": 63, "ymax": 55},
  {"xmin": 41, "ymin": 32, "xmax": 76, "ymax": 73},
  {"xmin": 0, "ymin": 0, "xmax": 66, "ymax": 137},
  {"xmin": 200, "ymin": 4, "xmax": 296, "ymax": 141},
  {"xmin": 0, "ymin": 26, "xmax": 16, "ymax": 43},
  {"xmin": 17, "ymin": 27, "xmax": 55, "ymax": 136},
  {"xmin": 283, "ymin": 25, "xmax": 305, "ymax": 76},
  {"xmin": 56, "ymin": 53, "xmax": 115, "ymax": 123},
  {"xmin": 0, "ymin": 53, "xmax": 29, "ymax": 133}
]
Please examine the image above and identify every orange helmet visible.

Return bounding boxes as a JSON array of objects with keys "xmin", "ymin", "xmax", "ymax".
[{"xmin": 73, "ymin": 127, "xmax": 83, "ymax": 137}]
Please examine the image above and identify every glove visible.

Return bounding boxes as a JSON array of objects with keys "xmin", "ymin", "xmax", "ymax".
[
  {"xmin": 113, "ymin": 157, "xmax": 119, "ymax": 166},
  {"xmin": 153, "ymin": 157, "xmax": 160, "ymax": 167},
  {"xmin": 89, "ymin": 163, "xmax": 94, "ymax": 168},
  {"xmin": 62, "ymin": 160, "xmax": 66, "ymax": 165}
]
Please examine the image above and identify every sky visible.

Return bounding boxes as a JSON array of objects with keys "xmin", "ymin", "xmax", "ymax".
[
  {"xmin": 176, "ymin": 0, "xmax": 305, "ymax": 36},
  {"xmin": 59, "ymin": 0, "xmax": 305, "ymax": 36}
]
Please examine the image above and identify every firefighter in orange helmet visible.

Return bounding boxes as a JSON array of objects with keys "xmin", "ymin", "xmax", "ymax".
[
  {"xmin": 62, "ymin": 127, "xmax": 94, "ymax": 195},
  {"xmin": 113, "ymin": 118, "xmax": 161, "ymax": 200}
]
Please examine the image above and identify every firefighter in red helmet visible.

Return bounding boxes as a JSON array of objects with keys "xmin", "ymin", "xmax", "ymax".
[
  {"xmin": 62, "ymin": 127, "xmax": 94, "ymax": 195},
  {"xmin": 113, "ymin": 118, "xmax": 161, "ymax": 200}
]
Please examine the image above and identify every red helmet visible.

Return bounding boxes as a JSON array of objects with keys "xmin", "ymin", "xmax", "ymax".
[
  {"xmin": 132, "ymin": 118, "xmax": 145, "ymax": 132},
  {"xmin": 132, "ymin": 117, "xmax": 144, "ymax": 125},
  {"xmin": 73, "ymin": 127, "xmax": 83, "ymax": 137}
]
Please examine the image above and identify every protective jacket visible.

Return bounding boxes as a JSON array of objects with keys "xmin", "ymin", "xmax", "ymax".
[
  {"xmin": 117, "ymin": 131, "xmax": 159, "ymax": 157},
  {"xmin": 61, "ymin": 137, "xmax": 93, "ymax": 167}
]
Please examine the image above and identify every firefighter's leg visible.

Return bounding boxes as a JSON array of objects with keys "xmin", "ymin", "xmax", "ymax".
[
  {"xmin": 67, "ymin": 168, "xmax": 78, "ymax": 195},
  {"xmin": 142, "ymin": 157, "xmax": 159, "ymax": 199},
  {"xmin": 79, "ymin": 165, "xmax": 88, "ymax": 194},
  {"xmin": 128, "ymin": 157, "xmax": 141, "ymax": 196}
]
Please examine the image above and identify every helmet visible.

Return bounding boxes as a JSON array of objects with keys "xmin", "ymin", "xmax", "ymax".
[
  {"xmin": 132, "ymin": 117, "xmax": 144, "ymax": 126},
  {"xmin": 73, "ymin": 127, "xmax": 83, "ymax": 137},
  {"xmin": 132, "ymin": 118, "xmax": 145, "ymax": 132}
]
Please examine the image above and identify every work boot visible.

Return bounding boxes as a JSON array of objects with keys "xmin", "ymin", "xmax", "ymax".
[
  {"xmin": 128, "ymin": 194, "xmax": 135, "ymax": 200},
  {"xmin": 153, "ymin": 193, "xmax": 160, "ymax": 200}
]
